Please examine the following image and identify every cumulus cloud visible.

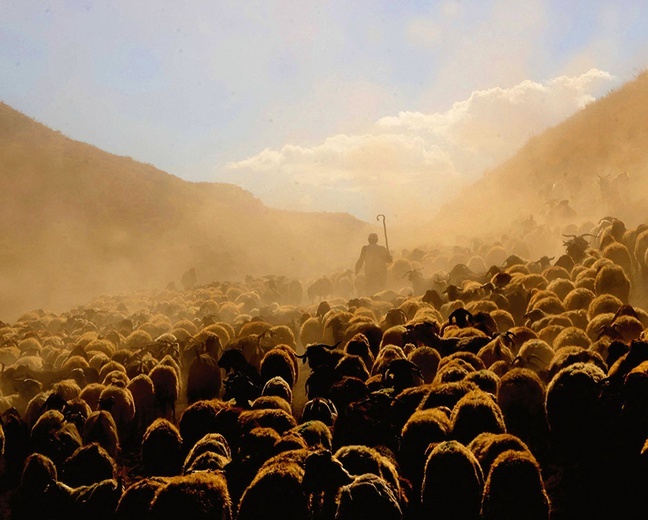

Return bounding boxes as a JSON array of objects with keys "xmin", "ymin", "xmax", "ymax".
[{"xmin": 226, "ymin": 68, "xmax": 617, "ymax": 223}]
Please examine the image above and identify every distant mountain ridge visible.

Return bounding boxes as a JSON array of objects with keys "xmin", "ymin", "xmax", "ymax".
[{"xmin": 0, "ymin": 102, "xmax": 370, "ymax": 320}]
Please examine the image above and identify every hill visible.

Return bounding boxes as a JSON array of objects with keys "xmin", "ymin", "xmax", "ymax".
[
  {"xmin": 0, "ymin": 103, "xmax": 371, "ymax": 321},
  {"xmin": 425, "ymin": 70, "xmax": 648, "ymax": 242}
]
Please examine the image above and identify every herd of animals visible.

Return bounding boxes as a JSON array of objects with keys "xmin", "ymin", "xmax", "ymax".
[{"xmin": 2, "ymin": 215, "xmax": 648, "ymax": 519}]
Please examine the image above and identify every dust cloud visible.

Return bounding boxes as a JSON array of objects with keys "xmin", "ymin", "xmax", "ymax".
[{"xmin": 2, "ymin": 69, "xmax": 648, "ymax": 322}]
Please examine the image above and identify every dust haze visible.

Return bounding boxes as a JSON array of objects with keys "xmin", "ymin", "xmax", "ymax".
[{"xmin": 2, "ymin": 70, "xmax": 648, "ymax": 321}]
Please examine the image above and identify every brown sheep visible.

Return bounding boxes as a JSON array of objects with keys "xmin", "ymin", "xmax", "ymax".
[
  {"xmin": 450, "ymin": 390, "xmax": 506, "ymax": 445},
  {"xmin": 421, "ymin": 440, "xmax": 484, "ymax": 520},
  {"xmin": 481, "ymin": 449, "xmax": 550, "ymax": 520}
]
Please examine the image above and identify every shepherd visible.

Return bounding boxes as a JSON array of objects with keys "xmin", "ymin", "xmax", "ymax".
[{"xmin": 355, "ymin": 214, "xmax": 393, "ymax": 296}]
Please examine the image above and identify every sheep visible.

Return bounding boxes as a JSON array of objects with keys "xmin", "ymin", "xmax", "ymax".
[
  {"xmin": 619, "ymin": 360, "xmax": 648, "ymax": 454},
  {"xmin": 62, "ymin": 442, "xmax": 116, "ymax": 487},
  {"xmin": 182, "ymin": 432, "xmax": 231, "ymax": 474},
  {"xmin": 223, "ymin": 372, "xmax": 262, "ymax": 410},
  {"xmin": 226, "ymin": 333, "xmax": 267, "ymax": 374},
  {"xmin": 496, "ymin": 368, "xmax": 549, "ymax": 461},
  {"xmin": 562, "ymin": 308, "xmax": 589, "ymax": 330},
  {"xmin": 178, "ymin": 399, "xmax": 228, "ymax": 454},
  {"xmin": 607, "ymin": 340, "xmax": 648, "ymax": 381},
  {"xmin": 476, "ymin": 334, "xmax": 515, "ymax": 369},
  {"xmin": 218, "ymin": 348, "xmax": 262, "ymax": 387},
  {"xmin": 299, "ymin": 316, "xmax": 324, "ymax": 348},
  {"xmin": 298, "ymin": 448, "xmax": 354, "ymax": 518},
  {"xmin": 335, "ymin": 473, "xmax": 403, "ymax": 520},
  {"xmin": 467, "ymin": 432, "xmax": 531, "ymax": 478},
  {"xmin": 546, "ymin": 277, "xmax": 575, "ymax": 300},
  {"xmin": 292, "ymin": 420, "xmax": 333, "ymax": 451},
  {"xmin": 465, "ymin": 369, "xmax": 499, "ymax": 394},
  {"xmin": 321, "ymin": 310, "xmax": 356, "ymax": 347},
  {"xmin": 421, "ymin": 440, "xmax": 484, "ymax": 520},
  {"xmin": 149, "ymin": 471, "xmax": 232, "ymax": 520},
  {"xmin": 418, "ymin": 380, "xmax": 478, "ymax": 411},
  {"xmin": 371, "ymin": 345, "xmax": 407, "ymax": 376},
  {"xmin": 380, "ymin": 325, "xmax": 408, "ymax": 350},
  {"xmin": 149, "ymin": 362, "xmax": 180, "ymax": 422},
  {"xmin": 11, "ymin": 452, "xmax": 63, "ymax": 520},
  {"xmin": 252, "ymin": 394, "xmax": 292, "ymax": 413},
  {"xmin": 61, "ymin": 397, "xmax": 91, "ymax": 439},
  {"xmin": 586, "ymin": 312, "xmax": 616, "ymax": 341},
  {"xmin": 382, "ymin": 358, "xmax": 424, "ymax": 394},
  {"xmin": 433, "ymin": 359, "xmax": 471, "ymax": 384},
  {"xmin": 115, "ymin": 476, "xmax": 169, "ymax": 520},
  {"xmin": 332, "ymin": 354, "xmax": 369, "ymax": 383},
  {"xmin": 450, "ymin": 390, "xmax": 506, "ymax": 445},
  {"xmin": 296, "ymin": 342, "xmax": 345, "ymax": 371},
  {"xmin": 552, "ymin": 326, "xmax": 591, "ymax": 350},
  {"xmin": 30, "ymin": 436, "xmax": 78, "ymax": 493},
  {"xmin": 407, "ymin": 346, "xmax": 441, "ymax": 384},
  {"xmin": 260, "ymin": 344, "xmax": 298, "ymax": 388},
  {"xmin": 184, "ymin": 450, "xmax": 231, "ymax": 474},
  {"xmin": 127, "ymin": 373, "xmax": 156, "ymax": 439},
  {"xmin": 545, "ymin": 361, "xmax": 607, "ymax": 461},
  {"xmin": 98, "ymin": 385, "xmax": 135, "ymax": 443},
  {"xmin": 79, "ymin": 382, "xmax": 106, "ymax": 411},
  {"xmin": 236, "ymin": 455, "xmax": 308, "ymax": 520},
  {"xmin": 404, "ymin": 268, "xmax": 446, "ymax": 297},
  {"xmin": 480, "ymin": 449, "xmax": 550, "ymax": 520},
  {"xmin": 597, "ymin": 306, "xmax": 645, "ymax": 343},
  {"xmin": 514, "ymin": 339, "xmax": 555, "ymax": 381},
  {"xmin": 334, "ymin": 444, "xmax": 401, "ymax": 496},
  {"xmin": 238, "ymin": 407, "xmax": 297, "ymax": 437},
  {"xmin": 411, "ymin": 320, "xmax": 492, "ymax": 358},
  {"xmin": 81, "ymin": 410, "xmax": 119, "ymax": 460},
  {"xmin": 399, "ymin": 408, "xmax": 450, "ymax": 494},
  {"xmin": 594, "ymin": 263, "xmax": 631, "ymax": 303},
  {"xmin": 270, "ymin": 324, "xmax": 297, "ymax": 352},
  {"xmin": 439, "ymin": 351, "xmax": 485, "ymax": 372},
  {"xmin": 332, "ymin": 391, "xmax": 400, "ymax": 452},
  {"xmin": 527, "ymin": 294, "xmax": 567, "ymax": 316},
  {"xmin": 225, "ymin": 426, "xmax": 284, "ymax": 502},
  {"xmin": 98, "ymin": 360, "xmax": 127, "ymax": 382},
  {"xmin": 542, "ymin": 265, "xmax": 571, "ymax": 283},
  {"xmin": 141, "ymin": 418, "xmax": 184, "ymax": 476},
  {"xmin": 261, "ymin": 376, "xmax": 293, "ymax": 404},
  {"xmin": 344, "ymin": 332, "xmax": 375, "ymax": 373},
  {"xmin": 186, "ymin": 346, "xmax": 222, "ymax": 405},
  {"xmin": 301, "ymin": 397, "xmax": 338, "ymax": 426},
  {"xmin": 0, "ymin": 376, "xmax": 42, "ymax": 417},
  {"xmin": 307, "ymin": 276, "xmax": 334, "ymax": 301},
  {"xmin": 275, "ymin": 430, "xmax": 309, "ymax": 453},
  {"xmin": 380, "ymin": 308, "xmax": 409, "ymax": 332},
  {"xmin": 563, "ymin": 287, "xmax": 596, "ymax": 311},
  {"xmin": 102, "ymin": 369, "xmax": 130, "ymax": 387}
]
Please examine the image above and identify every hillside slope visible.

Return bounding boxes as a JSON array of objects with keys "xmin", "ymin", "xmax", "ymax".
[
  {"xmin": 429, "ymin": 70, "xmax": 648, "ymax": 239},
  {"xmin": 0, "ymin": 103, "xmax": 370, "ymax": 320}
]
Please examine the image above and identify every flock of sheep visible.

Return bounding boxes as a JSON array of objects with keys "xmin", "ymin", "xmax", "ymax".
[{"xmin": 2, "ymin": 215, "xmax": 648, "ymax": 519}]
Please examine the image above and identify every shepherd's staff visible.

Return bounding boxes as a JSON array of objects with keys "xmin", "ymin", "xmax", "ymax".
[{"xmin": 376, "ymin": 214, "xmax": 389, "ymax": 252}]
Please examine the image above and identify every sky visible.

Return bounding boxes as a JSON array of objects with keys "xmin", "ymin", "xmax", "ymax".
[{"xmin": 2, "ymin": 1, "xmax": 648, "ymax": 223}]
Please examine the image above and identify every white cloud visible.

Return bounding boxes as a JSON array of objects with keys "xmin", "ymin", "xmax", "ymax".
[{"xmin": 227, "ymin": 69, "xmax": 617, "ymax": 223}]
